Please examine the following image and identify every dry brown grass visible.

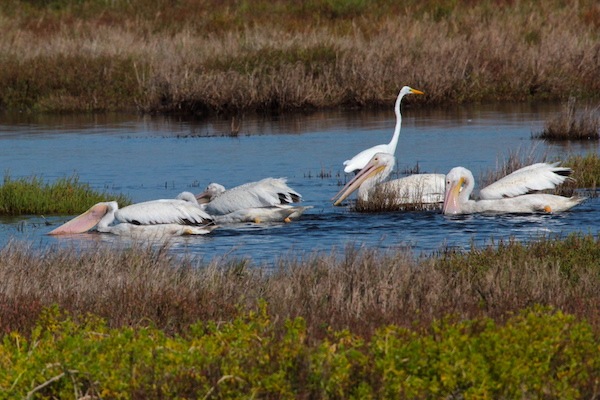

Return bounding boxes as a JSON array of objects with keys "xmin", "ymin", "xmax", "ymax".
[
  {"xmin": 0, "ymin": 1, "xmax": 599, "ymax": 114},
  {"xmin": 353, "ymin": 181, "xmax": 442, "ymax": 212},
  {"xmin": 2, "ymin": 234, "xmax": 600, "ymax": 340}
]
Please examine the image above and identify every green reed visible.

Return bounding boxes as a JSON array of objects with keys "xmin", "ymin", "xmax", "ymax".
[{"xmin": 0, "ymin": 173, "xmax": 131, "ymax": 215}]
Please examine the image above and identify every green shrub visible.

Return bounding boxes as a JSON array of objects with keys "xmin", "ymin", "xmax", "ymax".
[
  {"xmin": 371, "ymin": 306, "xmax": 600, "ymax": 398},
  {"xmin": 0, "ymin": 305, "xmax": 598, "ymax": 398}
]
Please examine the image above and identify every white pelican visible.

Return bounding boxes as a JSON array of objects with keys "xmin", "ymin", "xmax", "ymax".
[
  {"xmin": 342, "ymin": 86, "xmax": 424, "ymax": 174},
  {"xmin": 333, "ymin": 152, "xmax": 445, "ymax": 207},
  {"xmin": 443, "ymin": 166, "xmax": 584, "ymax": 214},
  {"xmin": 195, "ymin": 178, "xmax": 311, "ymax": 223},
  {"xmin": 48, "ymin": 193, "xmax": 217, "ymax": 236}
]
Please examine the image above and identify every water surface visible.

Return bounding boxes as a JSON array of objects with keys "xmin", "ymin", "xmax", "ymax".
[{"xmin": 1, "ymin": 103, "xmax": 598, "ymax": 264}]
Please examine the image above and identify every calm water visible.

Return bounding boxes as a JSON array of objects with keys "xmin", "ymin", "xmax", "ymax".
[{"xmin": 1, "ymin": 103, "xmax": 599, "ymax": 264}]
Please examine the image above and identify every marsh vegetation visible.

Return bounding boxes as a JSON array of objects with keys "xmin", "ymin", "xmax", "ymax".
[
  {"xmin": 534, "ymin": 97, "xmax": 600, "ymax": 141},
  {"xmin": 2, "ymin": 233, "xmax": 600, "ymax": 338},
  {"xmin": 0, "ymin": 0, "xmax": 598, "ymax": 114},
  {"xmin": 1, "ymin": 235, "xmax": 600, "ymax": 397},
  {"xmin": 0, "ymin": 173, "xmax": 131, "ymax": 215}
]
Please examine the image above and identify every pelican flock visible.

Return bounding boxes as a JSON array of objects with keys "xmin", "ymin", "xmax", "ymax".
[
  {"xmin": 342, "ymin": 86, "xmax": 424, "ymax": 174},
  {"xmin": 442, "ymin": 166, "xmax": 584, "ymax": 214},
  {"xmin": 46, "ymin": 83, "xmax": 589, "ymax": 239},
  {"xmin": 332, "ymin": 152, "xmax": 583, "ymax": 215},
  {"xmin": 48, "ymin": 178, "xmax": 312, "ymax": 236}
]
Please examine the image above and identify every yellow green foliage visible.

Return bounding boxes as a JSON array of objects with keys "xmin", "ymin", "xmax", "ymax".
[{"xmin": 0, "ymin": 305, "xmax": 598, "ymax": 398}]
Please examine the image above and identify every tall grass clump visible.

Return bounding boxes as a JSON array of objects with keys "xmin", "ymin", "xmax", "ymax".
[
  {"xmin": 478, "ymin": 147, "xmax": 549, "ymax": 187},
  {"xmin": 353, "ymin": 180, "xmax": 442, "ymax": 212},
  {"xmin": 0, "ymin": 173, "xmax": 130, "ymax": 215},
  {"xmin": 534, "ymin": 97, "xmax": 600, "ymax": 140}
]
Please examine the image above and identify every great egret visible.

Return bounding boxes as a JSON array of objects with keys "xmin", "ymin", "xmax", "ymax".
[{"xmin": 342, "ymin": 86, "xmax": 424, "ymax": 174}]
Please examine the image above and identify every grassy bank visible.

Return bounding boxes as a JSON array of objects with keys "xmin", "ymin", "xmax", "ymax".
[
  {"xmin": 1, "ymin": 234, "xmax": 600, "ymax": 396},
  {"xmin": 2, "ymin": 233, "xmax": 600, "ymax": 338},
  {"xmin": 0, "ymin": 0, "xmax": 598, "ymax": 115}
]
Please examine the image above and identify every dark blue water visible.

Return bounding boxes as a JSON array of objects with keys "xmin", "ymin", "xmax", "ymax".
[{"xmin": 1, "ymin": 103, "xmax": 598, "ymax": 264}]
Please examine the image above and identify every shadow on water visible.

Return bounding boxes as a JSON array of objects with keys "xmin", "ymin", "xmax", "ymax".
[{"xmin": 1, "ymin": 102, "xmax": 598, "ymax": 264}]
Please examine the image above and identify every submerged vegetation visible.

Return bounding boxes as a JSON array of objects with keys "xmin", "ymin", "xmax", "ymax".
[
  {"xmin": 0, "ymin": 0, "xmax": 599, "ymax": 114},
  {"xmin": 0, "ymin": 173, "xmax": 130, "ymax": 215}
]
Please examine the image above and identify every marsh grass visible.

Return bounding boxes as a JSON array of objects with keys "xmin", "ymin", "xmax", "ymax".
[
  {"xmin": 2, "ymin": 233, "xmax": 600, "ymax": 340},
  {"xmin": 565, "ymin": 153, "xmax": 600, "ymax": 195},
  {"xmin": 0, "ymin": 0, "xmax": 599, "ymax": 114},
  {"xmin": 0, "ymin": 173, "xmax": 131, "ymax": 215},
  {"xmin": 534, "ymin": 97, "xmax": 600, "ymax": 141}
]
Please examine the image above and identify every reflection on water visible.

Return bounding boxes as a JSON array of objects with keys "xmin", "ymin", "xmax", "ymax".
[{"xmin": 0, "ymin": 103, "xmax": 598, "ymax": 264}]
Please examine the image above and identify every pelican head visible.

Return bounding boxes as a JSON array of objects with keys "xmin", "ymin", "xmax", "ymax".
[
  {"xmin": 176, "ymin": 191, "xmax": 200, "ymax": 204},
  {"xmin": 196, "ymin": 183, "xmax": 226, "ymax": 204},
  {"xmin": 48, "ymin": 201, "xmax": 115, "ymax": 235},
  {"xmin": 442, "ymin": 167, "xmax": 474, "ymax": 215},
  {"xmin": 332, "ymin": 152, "xmax": 395, "ymax": 206}
]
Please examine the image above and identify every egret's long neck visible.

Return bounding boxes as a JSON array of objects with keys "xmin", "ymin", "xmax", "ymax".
[{"xmin": 387, "ymin": 93, "xmax": 404, "ymax": 154}]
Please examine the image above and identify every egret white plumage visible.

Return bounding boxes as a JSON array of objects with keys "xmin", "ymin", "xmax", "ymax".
[
  {"xmin": 443, "ymin": 166, "xmax": 584, "ymax": 214},
  {"xmin": 196, "ymin": 177, "xmax": 311, "ymax": 223},
  {"xmin": 48, "ymin": 193, "xmax": 217, "ymax": 236},
  {"xmin": 333, "ymin": 152, "xmax": 445, "ymax": 207},
  {"xmin": 342, "ymin": 86, "xmax": 424, "ymax": 174}
]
